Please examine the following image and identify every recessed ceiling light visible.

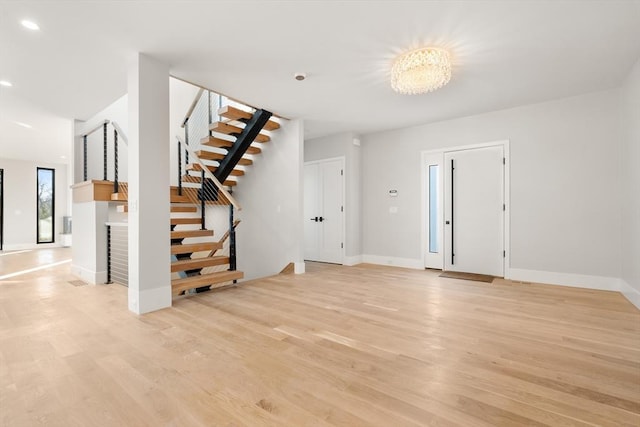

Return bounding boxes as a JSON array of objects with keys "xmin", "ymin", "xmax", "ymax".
[
  {"xmin": 21, "ymin": 20, "xmax": 40, "ymax": 31},
  {"xmin": 0, "ymin": 80, "xmax": 12, "ymax": 87},
  {"xmin": 60, "ymin": 155, "xmax": 67, "ymax": 159},
  {"xmin": 15, "ymin": 121, "xmax": 32, "ymax": 129}
]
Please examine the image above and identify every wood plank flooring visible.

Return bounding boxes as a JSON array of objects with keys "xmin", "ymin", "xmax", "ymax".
[{"xmin": 1, "ymin": 249, "xmax": 639, "ymax": 426}]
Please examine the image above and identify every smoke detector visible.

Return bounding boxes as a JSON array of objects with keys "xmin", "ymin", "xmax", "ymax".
[{"xmin": 294, "ymin": 73, "xmax": 307, "ymax": 81}]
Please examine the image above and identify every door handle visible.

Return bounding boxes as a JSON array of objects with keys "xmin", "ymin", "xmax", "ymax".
[
  {"xmin": 310, "ymin": 217, "xmax": 318, "ymax": 222},
  {"xmin": 451, "ymin": 159, "xmax": 455, "ymax": 265},
  {"xmin": 318, "ymin": 217, "xmax": 324, "ymax": 222},
  {"xmin": 445, "ymin": 221, "xmax": 450, "ymax": 225}
]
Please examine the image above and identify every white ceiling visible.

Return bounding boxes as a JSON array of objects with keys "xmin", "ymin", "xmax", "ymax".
[{"xmin": 1, "ymin": 0, "xmax": 639, "ymax": 163}]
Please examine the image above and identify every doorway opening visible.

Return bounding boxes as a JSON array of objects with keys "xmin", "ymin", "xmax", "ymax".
[
  {"xmin": 304, "ymin": 157, "xmax": 345, "ymax": 264},
  {"xmin": 422, "ymin": 141, "xmax": 510, "ymax": 278}
]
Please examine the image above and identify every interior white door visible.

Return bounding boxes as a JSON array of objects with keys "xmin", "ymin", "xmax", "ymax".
[
  {"xmin": 304, "ymin": 159, "xmax": 344, "ymax": 264},
  {"xmin": 444, "ymin": 146, "xmax": 504, "ymax": 276}
]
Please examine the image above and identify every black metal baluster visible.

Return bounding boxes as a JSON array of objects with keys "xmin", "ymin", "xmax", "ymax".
[
  {"xmin": 103, "ymin": 122, "xmax": 108, "ymax": 181},
  {"xmin": 229, "ymin": 202, "xmax": 236, "ymax": 272},
  {"xmin": 113, "ymin": 129, "xmax": 119, "ymax": 194},
  {"xmin": 184, "ymin": 121, "xmax": 190, "ymax": 165},
  {"xmin": 83, "ymin": 135, "xmax": 88, "ymax": 181},
  {"xmin": 208, "ymin": 91, "xmax": 213, "ymax": 137},
  {"xmin": 177, "ymin": 140, "xmax": 182, "ymax": 196},
  {"xmin": 106, "ymin": 225, "xmax": 112, "ymax": 284},
  {"xmin": 200, "ymin": 170, "xmax": 205, "ymax": 230}
]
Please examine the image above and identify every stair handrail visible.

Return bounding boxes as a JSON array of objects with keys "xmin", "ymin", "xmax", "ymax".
[
  {"xmin": 80, "ymin": 119, "xmax": 110, "ymax": 137},
  {"xmin": 181, "ymin": 88, "xmax": 205, "ymax": 128},
  {"xmin": 77, "ymin": 119, "xmax": 126, "ymax": 185},
  {"xmin": 111, "ymin": 121, "xmax": 128, "ymax": 145},
  {"xmin": 176, "ymin": 134, "xmax": 241, "ymax": 211}
]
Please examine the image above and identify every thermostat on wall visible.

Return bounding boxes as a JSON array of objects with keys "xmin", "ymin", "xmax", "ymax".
[{"xmin": 389, "ymin": 190, "xmax": 398, "ymax": 197}]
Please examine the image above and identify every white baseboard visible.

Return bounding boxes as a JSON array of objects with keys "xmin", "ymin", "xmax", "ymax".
[
  {"xmin": 343, "ymin": 255, "xmax": 363, "ymax": 266},
  {"xmin": 3, "ymin": 242, "xmax": 63, "ymax": 251},
  {"xmin": 71, "ymin": 264, "xmax": 107, "ymax": 285},
  {"xmin": 128, "ymin": 286, "xmax": 172, "ymax": 315},
  {"xmin": 361, "ymin": 254, "xmax": 423, "ymax": 270},
  {"xmin": 509, "ymin": 268, "xmax": 620, "ymax": 291},
  {"xmin": 619, "ymin": 279, "xmax": 640, "ymax": 311},
  {"xmin": 294, "ymin": 261, "xmax": 306, "ymax": 274}
]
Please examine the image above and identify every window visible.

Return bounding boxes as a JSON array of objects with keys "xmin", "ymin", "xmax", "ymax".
[
  {"xmin": 428, "ymin": 164, "xmax": 439, "ymax": 253},
  {"xmin": 37, "ymin": 168, "xmax": 55, "ymax": 243}
]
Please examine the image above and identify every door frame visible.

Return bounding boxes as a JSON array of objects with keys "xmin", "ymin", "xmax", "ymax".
[
  {"xmin": 36, "ymin": 167, "xmax": 56, "ymax": 244},
  {"xmin": 420, "ymin": 140, "xmax": 511, "ymax": 279},
  {"xmin": 303, "ymin": 156, "xmax": 346, "ymax": 264}
]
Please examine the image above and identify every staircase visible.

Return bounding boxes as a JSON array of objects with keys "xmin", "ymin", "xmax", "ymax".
[
  {"xmin": 169, "ymin": 203, "xmax": 243, "ymax": 296},
  {"xmin": 105, "ymin": 97, "xmax": 279, "ymax": 297},
  {"xmin": 182, "ymin": 105, "xmax": 279, "ymax": 187},
  {"xmin": 169, "ymin": 103, "xmax": 279, "ymax": 296}
]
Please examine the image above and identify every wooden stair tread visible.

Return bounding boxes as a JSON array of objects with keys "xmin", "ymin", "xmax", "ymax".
[
  {"xmin": 182, "ymin": 175, "xmax": 237, "ymax": 187},
  {"xmin": 171, "ymin": 242, "xmax": 221, "ymax": 255},
  {"xmin": 171, "ymin": 229, "xmax": 213, "ymax": 239},
  {"xmin": 171, "ymin": 194, "xmax": 191, "ymax": 203},
  {"xmin": 113, "ymin": 193, "xmax": 190, "ymax": 203},
  {"xmin": 210, "ymin": 122, "xmax": 270, "ymax": 143},
  {"xmin": 200, "ymin": 136, "xmax": 261, "ymax": 155},
  {"xmin": 171, "ymin": 256, "xmax": 230, "ymax": 273},
  {"xmin": 170, "ymin": 217, "xmax": 201, "ymax": 225},
  {"xmin": 171, "ymin": 205, "xmax": 198, "ymax": 213},
  {"xmin": 172, "ymin": 270, "xmax": 244, "ymax": 295},
  {"xmin": 218, "ymin": 105, "xmax": 280, "ymax": 131},
  {"xmin": 187, "ymin": 163, "xmax": 245, "ymax": 176},
  {"xmin": 193, "ymin": 151, "xmax": 253, "ymax": 166}
]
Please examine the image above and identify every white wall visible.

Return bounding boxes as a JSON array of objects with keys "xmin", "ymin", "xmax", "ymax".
[
  {"xmin": 74, "ymin": 78, "xmax": 199, "ymax": 188},
  {"xmin": 0, "ymin": 158, "xmax": 68, "ymax": 249},
  {"xmin": 304, "ymin": 132, "xmax": 362, "ymax": 263},
  {"xmin": 169, "ymin": 78, "xmax": 201, "ymax": 187},
  {"xmin": 75, "ymin": 94, "xmax": 129, "ymax": 184},
  {"xmin": 235, "ymin": 119, "xmax": 304, "ymax": 280},
  {"xmin": 620, "ymin": 58, "xmax": 640, "ymax": 307},
  {"xmin": 361, "ymin": 89, "xmax": 623, "ymax": 288}
]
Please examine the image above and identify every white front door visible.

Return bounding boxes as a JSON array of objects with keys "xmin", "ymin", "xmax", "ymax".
[
  {"xmin": 444, "ymin": 146, "xmax": 504, "ymax": 276},
  {"xmin": 304, "ymin": 158, "xmax": 344, "ymax": 264}
]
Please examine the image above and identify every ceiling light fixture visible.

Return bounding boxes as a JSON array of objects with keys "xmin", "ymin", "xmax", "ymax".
[
  {"xmin": 391, "ymin": 47, "xmax": 452, "ymax": 95},
  {"xmin": 21, "ymin": 20, "xmax": 40, "ymax": 31},
  {"xmin": 0, "ymin": 80, "xmax": 13, "ymax": 87},
  {"xmin": 15, "ymin": 121, "xmax": 32, "ymax": 129}
]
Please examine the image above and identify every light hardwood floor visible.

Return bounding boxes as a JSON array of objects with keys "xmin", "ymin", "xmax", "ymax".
[{"xmin": 1, "ymin": 249, "xmax": 639, "ymax": 426}]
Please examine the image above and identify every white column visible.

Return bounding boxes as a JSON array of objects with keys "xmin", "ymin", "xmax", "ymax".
[
  {"xmin": 127, "ymin": 53, "xmax": 171, "ymax": 314},
  {"xmin": 293, "ymin": 119, "xmax": 306, "ymax": 274},
  {"xmin": 71, "ymin": 201, "xmax": 108, "ymax": 284}
]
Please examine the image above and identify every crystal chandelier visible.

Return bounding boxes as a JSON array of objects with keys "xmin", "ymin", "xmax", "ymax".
[{"xmin": 391, "ymin": 48, "xmax": 452, "ymax": 94}]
